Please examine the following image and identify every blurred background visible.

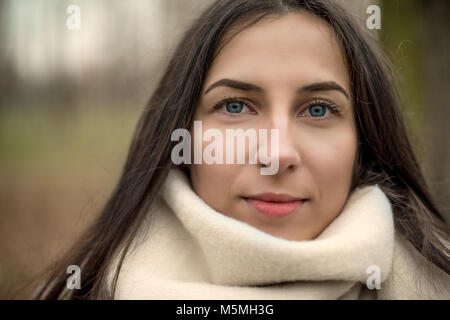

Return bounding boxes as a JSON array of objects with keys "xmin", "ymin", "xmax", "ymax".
[{"xmin": 0, "ymin": 0, "xmax": 449, "ymax": 298}]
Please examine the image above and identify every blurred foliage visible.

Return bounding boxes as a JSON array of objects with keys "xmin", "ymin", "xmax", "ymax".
[
  {"xmin": 380, "ymin": 0, "xmax": 427, "ymax": 157},
  {"xmin": 0, "ymin": 104, "xmax": 137, "ymax": 170}
]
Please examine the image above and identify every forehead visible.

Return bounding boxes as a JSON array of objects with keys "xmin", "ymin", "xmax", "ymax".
[{"xmin": 204, "ymin": 12, "xmax": 350, "ymax": 94}]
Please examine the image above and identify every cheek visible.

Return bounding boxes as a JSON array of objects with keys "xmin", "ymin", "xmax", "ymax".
[
  {"xmin": 190, "ymin": 163, "xmax": 240, "ymax": 214},
  {"xmin": 301, "ymin": 125, "xmax": 357, "ymax": 205}
]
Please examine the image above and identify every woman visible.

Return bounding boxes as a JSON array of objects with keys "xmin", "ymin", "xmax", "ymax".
[{"xmin": 34, "ymin": 0, "xmax": 449, "ymax": 299}]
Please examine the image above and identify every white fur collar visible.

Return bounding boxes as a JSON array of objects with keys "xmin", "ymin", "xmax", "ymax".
[
  {"xmin": 160, "ymin": 169, "xmax": 394, "ymax": 285},
  {"xmin": 110, "ymin": 169, "xmax": 449, "ymax": 299}
]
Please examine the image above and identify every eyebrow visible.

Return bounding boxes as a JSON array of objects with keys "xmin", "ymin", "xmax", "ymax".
[{"xmin": 204, "ymin": 78, "xmax": 349, "ymax": 100}]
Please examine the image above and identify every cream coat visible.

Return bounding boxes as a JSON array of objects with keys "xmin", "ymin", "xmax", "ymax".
[{"xmin": 108, "ymin": 169, "xmax": 450, "ymax": 300}]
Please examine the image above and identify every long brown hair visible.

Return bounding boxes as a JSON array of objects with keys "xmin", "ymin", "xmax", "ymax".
[{"xmin": 29, "ymin": 0, "xmax": 449, "ymax": 299}]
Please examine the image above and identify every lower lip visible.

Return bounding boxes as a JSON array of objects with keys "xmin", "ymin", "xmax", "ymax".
[{"xmin": 245, "ymin": 198, "xmax": 304, "ymax": 218}]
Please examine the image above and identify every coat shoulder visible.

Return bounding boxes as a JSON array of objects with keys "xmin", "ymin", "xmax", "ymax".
[{"xmin": 377, "ymin": 232, "xmax": 450, "ymax": 300}]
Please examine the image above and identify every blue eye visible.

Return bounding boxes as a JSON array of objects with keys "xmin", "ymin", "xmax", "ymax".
[
  {"xmin": 213, "ymin": 97, "xmax": 254, "ymax": 115},
  {"xmin": 308, "ymin": 105, "xmax": 328, "ymax": 117},
  {"xmin": 299, "ymin": 100, "xmax": 341, "ymax": 119},
  {"xmin": 225, "ymin": 101, "xmax": 244, "ymax": 114}
]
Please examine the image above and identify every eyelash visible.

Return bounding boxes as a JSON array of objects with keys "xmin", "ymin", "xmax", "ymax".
[{"xmin": 212, "ymin": 96, "xmax": 342, "ymax": 119}]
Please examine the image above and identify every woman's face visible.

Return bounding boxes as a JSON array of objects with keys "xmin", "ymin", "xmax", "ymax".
[{"xmin": 189, "ymin": 12, "xmax": 357, "ymax": 241}]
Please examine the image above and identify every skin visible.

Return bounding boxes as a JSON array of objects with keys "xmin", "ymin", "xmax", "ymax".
[{"xmin": 188, "ymin": 11, "xmax": 358, "ymax": 241}]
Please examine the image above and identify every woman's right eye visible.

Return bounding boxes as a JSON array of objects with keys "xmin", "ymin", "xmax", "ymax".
[{"xmin": 213, "ymin": 98, "xmax": 255, "ymax": 115}]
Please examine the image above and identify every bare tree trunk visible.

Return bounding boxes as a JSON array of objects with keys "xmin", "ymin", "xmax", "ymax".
[{"xmin": 419, "ymin": 0, "xmax": 450, "ymax": 222}]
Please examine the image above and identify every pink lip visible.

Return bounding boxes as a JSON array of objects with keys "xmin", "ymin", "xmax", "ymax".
[{"xmin": 244, "ymin": 193, "xmax": 305, "ymax": 218}]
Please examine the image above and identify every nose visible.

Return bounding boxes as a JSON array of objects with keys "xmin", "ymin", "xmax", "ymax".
[{"xmin": 258, "ymin": 114, "xmax": 302, "ymax": 175}]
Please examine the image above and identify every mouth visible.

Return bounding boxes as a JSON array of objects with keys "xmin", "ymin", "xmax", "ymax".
[{"xmin": 243, "ymin": 193, "xmax": 307, "ymax": 218}]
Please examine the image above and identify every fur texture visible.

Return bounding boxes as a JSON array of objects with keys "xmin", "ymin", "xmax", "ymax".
[{"xmin": 109, "ymin": 169, "xmax": 450, "ymax": 299}]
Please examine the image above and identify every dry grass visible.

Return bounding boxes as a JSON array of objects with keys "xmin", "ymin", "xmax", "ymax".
[{"xmin": 0, "ymin": 105, "xmax": 138, "ymax": 298}]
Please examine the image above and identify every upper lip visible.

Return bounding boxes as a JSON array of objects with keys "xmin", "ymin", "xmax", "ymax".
[{"xmin": 245, "ymin": 193, "xmax": 305, "ymax": 202}]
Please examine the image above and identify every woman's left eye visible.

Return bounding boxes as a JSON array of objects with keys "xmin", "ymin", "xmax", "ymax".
[
  {"xmin": 213, "ymin": 98, "xmax": 254, "ymax": 115},
  {"xmin": 307, "ymin": 105, "xmax": 329, "ymax": 117},
  {"xmin": 298, "ymin": 100, "xmax": 341, "ymax": 119}
]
